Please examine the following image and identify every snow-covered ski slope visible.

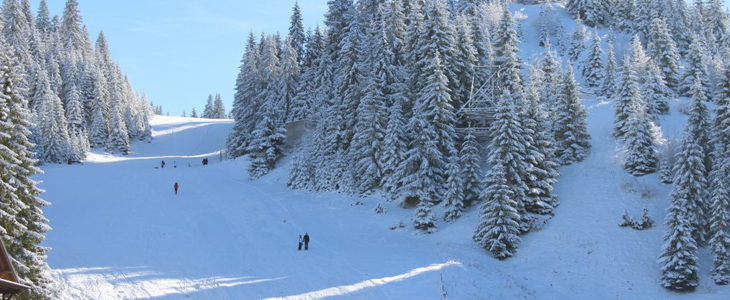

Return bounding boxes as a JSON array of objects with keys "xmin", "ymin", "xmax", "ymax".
[{"xmin": 41, "ymin": 4, "xmax": 729, "ymax": 300}]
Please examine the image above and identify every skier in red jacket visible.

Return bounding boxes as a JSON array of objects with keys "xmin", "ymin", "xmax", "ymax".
[{"xmin": 174, "ymin": 182, "xmax": 179, "ymax": 195}]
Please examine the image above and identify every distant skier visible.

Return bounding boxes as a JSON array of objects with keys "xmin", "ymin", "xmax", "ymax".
[
  {"xmin": 298, "ymin": 235, "xmax": 303, "ymax": 251},
  {"xmin": 161, "ymin": 160, "xmax": 165, "ymax": 169},
  {"xmin": 303, "ymin": 233, "xmax": 310, "ymax": 250},
  {"xmin": 174, "ymin": 161, "xmax": 177, "ymax": 168},
  {"xmin": 174, "ymin": 182, "xmax": 179, "ymax": 195}
]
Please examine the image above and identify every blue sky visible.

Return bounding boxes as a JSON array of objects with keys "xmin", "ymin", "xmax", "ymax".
[
  {"xmin": 35, "ymin": 1, "xmax": 730, "ymax": 116},
  {"xmin": 37, "ymin": 0, "xmax": 327, "ymax": 116}
]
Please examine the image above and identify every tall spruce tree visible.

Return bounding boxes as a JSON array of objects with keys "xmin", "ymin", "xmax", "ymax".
[
  {"xmin": 623, "ymin": 102, "xmax": 658, "ymax": 176},
  {"xmin": 554, "ymin": 63, "xmax": 591, "ymax": 164},
  {"xmin": 583, "ymin": 30, "xmax": 605, "ymax": 89},
  {"xmin": 614, "ymin": 55, "xmax": 641, "ymax": 139},
  {"xmin": 473, "ymin": 163, "xmax": 521, "ymax": 260},
  {"xmin": 646, "ymin": 18, "xmax": 681, "ymax": 90},
  {"xmin": 460, "ymin": 130, "xmax": 483, "ymax": 207},
  {"xmin": 0, "ymin": 45, "xmax": 55, "ymax": 298}
]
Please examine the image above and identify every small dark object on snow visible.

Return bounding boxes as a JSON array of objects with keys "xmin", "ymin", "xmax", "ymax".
[
  {"xmin": 298, "ymin": 235, "xmax": 302, "ymax": 251},
  {"xmin": 202, "ymin": 158, "xmax": 209, "ymax": 166},
  {"xmin": 161, "ymin": 160, "xmax": 165, "ymax": 168},
  {"xmin": 303, "ymin": 233, "xmax": 310, "ymax": 250},
  {"xmin": 174, "ymin": 182, "xmax": 179, "ymax": 195}
]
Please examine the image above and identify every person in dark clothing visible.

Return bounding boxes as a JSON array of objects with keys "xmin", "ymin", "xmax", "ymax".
[
  {"xmin": 303, "ymin": 233, "xmax": 310, "ymax": 250},
  {"xmin": 161, "ymin": 160, "xmax": 165, "ymax": 168},
  {"xmin": 174, "ymin": 182, "xmax": 179, "ymax": 195},
  {"xmin": 298, "ymin": 235, "xmax": 303, "ymax": 251}
]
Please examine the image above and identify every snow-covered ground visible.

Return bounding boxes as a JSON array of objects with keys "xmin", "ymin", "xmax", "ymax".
[{"xmin": 39, "ymin": 4, "xmax": 730, "ymax": 300}]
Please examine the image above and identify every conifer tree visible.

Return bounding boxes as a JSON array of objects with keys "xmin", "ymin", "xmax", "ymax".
[
  {"xmin": 583, "ymin": 30, "xmax": 604, "ymax": 89},
  {"xmin": 646, "ymin": 18, "xmax": 681, "ymax": 90},
  {"xmin": 659, "ymin": 159, "xmax": 700, "ymax": 290},
  {"xmin": 37, "ymin": 72, "xmax": 72, "ymax": 164},
  {"xmin": 203, "ymin": 94, "xmax": 214, "ymax": 118},
  {"xmin": 493, "ymin": 6, "xmax": 523, "ymax": 99},
  {"xmin": 523, "ymin": 75, "xmax": 560, "ymax": 214},
  {"xmin": 288, "ymin": 147, "xmax": 313, "ymax": 190},
  {"xmin": 278, "ymin": 36, "xmax": 300, "ymax": 123},
  {"xmin": 623, "ymin": 102, "xmax": 658, "ymax": 176},
  {"xmin": 708, "ymin": 161, "xmax": 730, "ymax": 284},
  {"xmin": 679, "ymin": 35, "xmax": 712, "ymax": 97},
  {"xmin": 191, "ymin": 107, "xmax": 198, "ymax": 118},
  {"xmin": 614, "ymin": 56, "xmax": 641, "ymax": 139},
  {"xmin": 414, "ymin": 198, "xmax": 437, "ymax": 232},
  {"xmin": 687, "ymin": 77, "xmax": 712, "ymax": 175},
  {"xmin": 213, "ymin": 94, "xmax": 226, "ymax": 119},
  {"xmin": 247, "ymin": 101, "xmax": 287, "ymax": 179},
  {"xmin": 660, "ymin": 157, "xmax": 674, "ymax": 184},
  {"xmin": 569, "ymin": 18, "xmax": 586, "ymax": 62},
  {"xmin": 473, "ymin": 163, "xmax": 521, "ymax": 260},
  {"xmin": 380, "ymin": 99, "xmax": 407, "ymax": 199},
  {"xmin": 643, "ymin": 60, "xmax": 671, "ymax": 117},
  {"xmin": 672, "ymin": 124, "xmax": 709, "ymax": 246},
  {"xmin": 107, "ymin": 104, "xmax": 129, "ymax": 155},
  {"xmin": 602, "ymin": 39, "xmax": 618, "ymax": 97},
  {"xmin": 443, "ymin": 151, "xmax": 465, "ymax": 222},
  {"xmin": 0, "ymin": 47, "xmax": 55, "ymax": 298},
  {"xmin": 460, "ymin": 130, "xmax": 482, "ymax": 207},
  {"xmin": 554, "ymin": 63, "xmax": 591, "ymax": 164},
  {"xmin": 288, "ymin": 2, "xmax": 306, "ymax": 64}
]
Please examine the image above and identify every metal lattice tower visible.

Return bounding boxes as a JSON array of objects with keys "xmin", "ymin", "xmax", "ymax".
[{"xmin": 455, "ymin": 66, "xmax": 500, "ymax": 138}]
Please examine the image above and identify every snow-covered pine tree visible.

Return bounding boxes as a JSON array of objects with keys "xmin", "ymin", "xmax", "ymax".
[
  {"xmin": 247, "ymin": 100, "xmax": 287, "ymax": 179},
  {"xmin": 413, "ymin": 197, "xmax": 437, "ymax": 232},
  {"xmin": 708, "ymin": 160, "xmax": 730, "ymax": 284},
  {"xmin": 687, "ymin": 76, "xmax": 713, "ymax": 176},
  {"xmin": 714, "ymin": 56, "xmax": 730, "ymax": 148},
  {"xmin": 602, "ymin": 39, "xmax": 617, "ymax": 97},
  {"xmin": 397, "ymin": 51, "xmax": 453, "ymax": 207},
  {"xmin": 203, "ymin": 94, "xmax": 214, "ymax": 118},
  {"xmin": 523, "ymin": 72, "xmax": 560, "ymax": 214},
  {"xmin": 288, "ymin": 146, "xmax": 313, "ymax": 190},
  {"xmin": 679, "ymin": 35, "xmax": 712, "ymax": 98},
  {"xmin": 36, "ymin": 72, "xmax": 73, "ymax": 164},
  {"xmin": 659, "ymin": 174, "xmax": 700, "ymax": 290},
  {"xmin": 583, "ymin": 30, "xmax": 604, "ymax": 89},
  {"xmin": 380, "ymin": 99, "xmax": 407, "ymax": 199},
  {"xmin": 554, "ymin": 63, "xmax": 591, "ymax": 164},
  {"xmin": 538, "ymin": 41, "xmax": 561, "ymax": 116},
  {"xmin": 646, "ymin": 18, "xmax": 681, "ymax": 90},
  {"xmin": 213, "ymin": 94, "xmax": 226, "ymax": 119},
  {"xmin": 493, "ymin": 5, "xmax": 523, "ymax": 99},
  {"xmin": 443, "ymin": 150, "xmax": 465, "ymax": 222},
  {"xmin": 567, "ymin": 0, "xmax": 602, "ymax": 27},
  {"xmin": 352, "ymin": 21, "xmax": 391, "ymax": 195},
  {"xmin": 288, "ymin": 2, "xmax": 306, "ymax": 64},
  {"xmin": 226, "ymin": 32, "xmax": 259, "ymax": 158},
  {"xmin": 0, "ymin": 45, "xmax": 55, "ymax": 298},
  {"xmin": 279, "ymin": 36, "xmax": 300, "ymax": 123},
  {"xmin": 421, "ymin": 0, "xmax": 460, "ymax": 109},
  {"xmin": 473, "ymin": 163, "xmax": 521, "ymax": 260},
  {"xmin": 191, "ymin": 107, "xmax": 198, "ymax": 118},
  {"xmin": 107, "ymin": 104, "xmax": 129, "ymax": 155},
  {"xmin": 485, "ymin": 91, "xmax": 530, "ymax": 229},
  {"xmin": 65, "ymin": 81, "xmax": 87, "ymax": 162},
  {"xmin": 643, "ymin": 60, "xmax": 671, "ymax": 117},
  {"xmin": 623, "ymin": 102, "xmax": 658, "ymax": 176},
  {"xmin": 614, "ymin": 55, "xmax": 641, "ymax": 139},
  {"xmin": 452, "ymin": 14, "xmax": 477, "ymax": 110},
  {"xmin": 672, "ymin": 122, "xmax": 709, "ymax": 247},
  {"xmin": 460, "ymin": 130, "xmax": 482, "ymax": 207},
  {"xmin": 660, "ymin": 156, "xmax": 674, "ymax": 184},
  {"xmin": 569, "ymin": 17, "xmax": 586, "ymax": 62}
]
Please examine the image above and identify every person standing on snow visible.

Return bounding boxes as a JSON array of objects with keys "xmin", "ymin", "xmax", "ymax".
[
  {"xmin": 303, "ymin": 233, "xmax": 310, "ymax": 250},
  {"xmin": 298, "ymin": 235, "xmax": 303, "ymax": 251},
  {"xmin": 161, "ymin": 160, "xmax": 165, "ymax": 169},
  {"xmin": 174, "ymin": 182, "xmax": 179, "ymax": 195}
]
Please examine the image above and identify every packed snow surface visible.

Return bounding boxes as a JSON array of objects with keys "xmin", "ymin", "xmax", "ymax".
[{"xmin": 41, "ymin": 4, "xmax": 730, "ymax": 300}]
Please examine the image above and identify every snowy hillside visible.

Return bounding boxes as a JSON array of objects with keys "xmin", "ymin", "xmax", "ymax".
[{"xmin": 38, "ymin": 3, "xmax": 730, "ymax": 300}]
